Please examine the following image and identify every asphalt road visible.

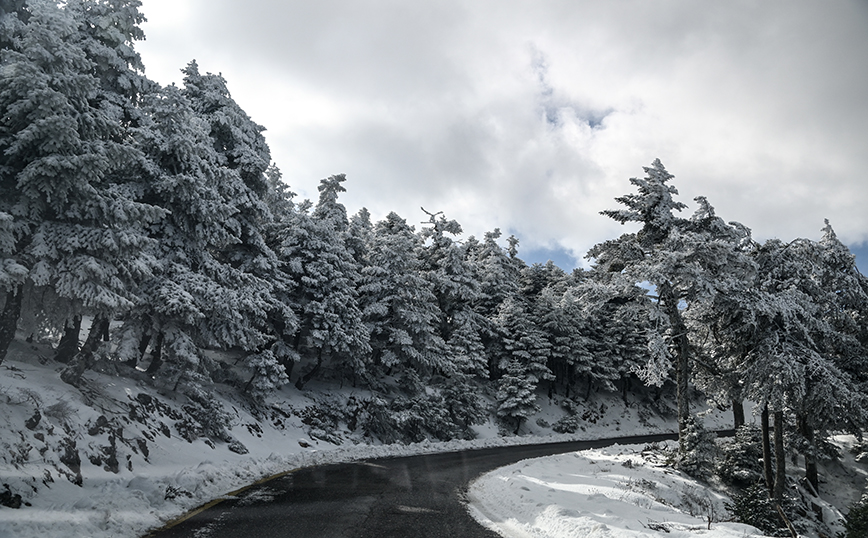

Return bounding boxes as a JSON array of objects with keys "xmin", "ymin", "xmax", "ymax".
[{"xmin": 147, "ymin": 432, "xmax": 691, "ymax": 538}]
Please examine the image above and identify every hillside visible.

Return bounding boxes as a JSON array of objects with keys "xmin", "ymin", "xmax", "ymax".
[{"xmin": 0, "ymin": 338, "xmax": 735, "ymax": 538}]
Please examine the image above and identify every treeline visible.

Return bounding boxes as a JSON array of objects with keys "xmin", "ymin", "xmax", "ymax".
[
  {"xmin": 3, "ymin": 0, "xmax": 868, "ymax": 508},
  {"xmin": 0, "ymin": 0, "xmax": 653, "ymax": 432}
]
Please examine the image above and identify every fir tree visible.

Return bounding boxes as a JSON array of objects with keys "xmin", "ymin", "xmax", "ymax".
[
  {"xmin": 589, "ymin": 160, "xmax": 752, "ymax": 451},
  {"xmin": 496, "ymin": 358, "xmax": 539, "ymax": 434},
  {"xmin": 120, "ymin": 83, "xmax": 284, "ymax": 393},
  {"xmin": 359, "ymin": 212, "xmax": 448, "ymax": 388},
  {"xmin": 0, "ymin": 0, "xmax": 160, "ymax": 372},
  {"xmin": 280, "ymin": 175, "xmax": 370, "ymax": 389},
  {"xmin": 419, "ymin": 209, "xmax": 487, "ymax": 378}
]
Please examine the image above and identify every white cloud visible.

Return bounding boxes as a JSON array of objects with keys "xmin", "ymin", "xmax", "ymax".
[{"xmin": 136, "ymin": 0, "xmax": 868, "ymax": 262}]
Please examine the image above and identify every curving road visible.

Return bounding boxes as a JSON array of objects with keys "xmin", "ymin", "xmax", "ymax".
[{"xmin": 147, "ymin": 432, "xmax": 702, "ymax": 538}]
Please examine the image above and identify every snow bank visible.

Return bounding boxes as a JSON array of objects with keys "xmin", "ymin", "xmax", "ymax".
[{"xmin": 467, "ymin": 443, "xmax": 763, "ymax": 538}]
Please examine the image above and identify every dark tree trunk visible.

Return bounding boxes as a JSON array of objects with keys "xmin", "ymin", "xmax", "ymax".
[
  {"xmin": 773, "ymin": 410, "xmax": 786, "ymax": 503},
  {"xmin": 0, "ymin": 285, "xmax": 23, "ymax": 366},
  {"xmin": 284, "ymin": 358, "xmax": 295, "ymax": 381},
  {"xmin": 798, "ymin": 414, "xmax": 819, "ymax": 494},
  {"xmin": 762, "ymin": 405, "xmax": 774, "ymax": 494},
  {"xmin": 60, "ymin": 316, "xmax": 109, "ymax": 386},
  {"xmin": 54, "ymin": 315, "xmax": 82, "ymax": 364},
  {"xmin": 660, "ymin": 281, "xmax": 690, "ymax": 452},
  {"xmin": 732, "ymin": 399, "xmax": 745, "ymax": 429},
  {"xmin": 145, "ymin": 332, "xmax": 164, "ymax": 375},
  {"xmin": 125, "ymin": 331, "xmax": 151, "ymax": 368},
  {"xmin": 295, "ymin": 349, "xmax": 323, "ymax": 390}
]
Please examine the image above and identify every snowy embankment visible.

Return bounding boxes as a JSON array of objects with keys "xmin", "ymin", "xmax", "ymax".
[
  {"xmin": 0, "ymin": 339, "xmax": 735, "ymax": 538},
  {"xmin": 467, "ymin": 442, "xmax": 762, "ymax": 538}
]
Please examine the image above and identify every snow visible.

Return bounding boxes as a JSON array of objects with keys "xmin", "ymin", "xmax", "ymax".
[
  {"xmin": 467, "ymin": 442, "xmax": 762, "ymax": 538},
  {"xmin": 2, "ymin": 337, "xmax": 860, "ymax": 538}
]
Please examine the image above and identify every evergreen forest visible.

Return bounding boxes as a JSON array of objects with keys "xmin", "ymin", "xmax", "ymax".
[{"xmin": 3, "ymin": 0, "xmax": 868, "ymax": 528}]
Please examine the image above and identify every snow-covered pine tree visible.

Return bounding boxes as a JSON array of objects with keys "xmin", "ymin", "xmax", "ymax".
[
  {"xmin": 496, "ymin": 357, "xmax": 539, "ymax": 434},
  {"xmin": 418, "ymin": 209, "xmax": 487, "ymax": 378},
  {"xmin": 471, "ymin": 229, "xmax": 521, "ymax": 317},
  {"xmin": 358, "ymin": 212, "xmax": 448, "ymax": 390},
  {"xmin": 0, "ymin": 0, "xmax": 161, "ymax": 373},
  {"xmin": 279, "ymin": 175, "xmax": 370, "ymax": 389},
  {"xmin": 120, "ymin": 82, "xmax": 284, "ymax": 393},
  {"xmin": 816, "ymin": 220, "xmax": 868, "ymax": 387},
  {"xmin": 468, "ymin": 229, "xmax": 523, "ymax": 378},
  {"xmin": 714, "ymin": 235, "xmax": 866, "ymax": 501},
  {"xmin": 535, "ymin": 284, "xmax": 594, "ymax": 398},
  {"xmin": 346, "ymin": 207, "xmax": 373, "ymax": 267},
  {"xmin": 588, "ymin": 161, "xmax": 753, "ymax": 451},
  {"xmin": 493, "ymin": 295, "xmax": 552, "ymax": 396},
  {"xmin": 568, "ymin": 275, "xmax": 649, "ymax": 398}
]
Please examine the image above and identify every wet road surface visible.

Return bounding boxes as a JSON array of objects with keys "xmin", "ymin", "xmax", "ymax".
[{"xmin": 147, "ymin": 432, "xmax": 691, "ymax": 538}]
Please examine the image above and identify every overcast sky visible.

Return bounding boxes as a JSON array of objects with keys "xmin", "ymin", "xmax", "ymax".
[{"xmin": 135, "ymin": 0, "xmax": 868, "ymax": 270}]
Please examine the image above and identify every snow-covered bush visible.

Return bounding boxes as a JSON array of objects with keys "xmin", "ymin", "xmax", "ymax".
[
  {"xmin": 298, "ymin": 400, "xmax": 344, "ymax": 444},
  {"xmin": 552, "ymin": 414, "xmax": 582, "ymax": 434},
  {"xmin": 843, "ymin": 495, "xmax": 868, "ymax": 538},
  {"xmin": 179, "ymin": 385, "xmax": 233, "ymax": 443},
  {"xmin": 675, "ymin": 416, "xmax": 718, "ymax": 479},
  {"xmin": 724, "ymin": 482, "xmax": 788, "ymax": 536},
  {"xmin": 358, "ymin": 393, "xmax": 475, "ymax": 444},
  {"xmin": 715, "ymin": 424, "xmax": 764, "ymax": 487}
]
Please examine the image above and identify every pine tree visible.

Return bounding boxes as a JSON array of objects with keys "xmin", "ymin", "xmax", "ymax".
[
  {"xmin": 419, "ymin": 209, "xmax": 487, "ymax": 378},
  {"xmin": 494, "ymin": 296, "xmax": 552, "ymax": 391},
  {"xmin": 589, "ymin": 161, "xmax": 753, "ymax": 451},
  {"xmin": 119, "ymin": 82, "xmax": 284, "ymax": 392},
  {"xmin": 359, "ymin": 212, "xmax": 447, "ymax": 388},
  {"xmin": 496, "ymin": 358, "xmax": 539, "ymax": 434},
  {"xmin": 703, "ymin": 233, "xmax": 867, "ymax": 500},
  {"xmin": 280, "ymin": 175, "xmax": 370, "ymax": 389},
  {"xmin": 0, "ymin": 0, "xmax": 160, "ymax": 372}
]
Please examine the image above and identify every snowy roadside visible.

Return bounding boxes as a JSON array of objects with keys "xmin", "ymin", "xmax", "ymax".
[
  {"xmin": 465, "ymin": 435, "xmax": 868, "ymax": 538},
  {"xmin": 0, "ymin": 420, "xmax": 681, "ymax": 538},
  {"xmin": 0, "ymin": 344, "xmax": 734, "ymax": 538},
  {"xmin": 466, "ymin": 442, "xmax": 763, "ymax": 538}
]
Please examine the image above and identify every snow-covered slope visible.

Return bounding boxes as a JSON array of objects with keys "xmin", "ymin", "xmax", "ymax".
[{"xmin": 0, "ymin": 339, "xmax": 729, "ymax": 538}]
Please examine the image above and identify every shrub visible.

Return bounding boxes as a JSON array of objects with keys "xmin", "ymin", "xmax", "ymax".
[
  {"xmin": 843, "ymin": 496, "xmax": 868, "ymax": 538},
  {"xmin": 725, "ymin": 483, "xmax": 784, "ymax": 535},
  {"xmin": 716, "ymin": 424, "xmax": 764, "ymax": 487},
  {"xmin": 676, "ymin": 416, "xmax": 718, "ymax": 479},
  {"xmin": 552, "ymin": 414, "xmax": 582, "ymax": 434}
]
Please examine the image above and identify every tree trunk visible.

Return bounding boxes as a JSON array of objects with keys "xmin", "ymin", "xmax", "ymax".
[
  {"xmin": 732, "ymin": 399, "xmax": 745, "ymax": 429},
  {"xmin": 660, "ymin": 282, "xmax": 690, "ymax": 452},
  {"xmin": 773, "ymin": 410, "xmax": 786, "ymax": 503},
  {"xmin": 145, "ymin": 332, "xmax": 164, "ymax": 375},
  {"xmin": 243, "ymin": 371, "xmax": 257, "ymax": 394},
  {"xmin": 125, "ymin": 331, "xmax": 151, "ymax": 368},
  {"xmin": 798, "ymin": 414, "xmax": 819, "ymax": 494},
  {"xmin": 762, "ymin": 405, "xmax": 774, "ymax": 494},
  {"xmin": 295, "ymin": 349, "xmax": 323, "ymax": 390},
  {"xmin": 60, "ymin": 315, "xmax": 109, "ymax": 386},
  {"xmin": 54, "ymin": 315, "xmax": 82, "ymax": 364},
  {"xmin": 0, "ymin": 285, "xmax": 23, "ymax": 366}
]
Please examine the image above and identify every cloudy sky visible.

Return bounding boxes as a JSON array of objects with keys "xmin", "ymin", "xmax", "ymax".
[{"xmin": 135, "ymin": 0, "xmax": 868, "ymax": 270}]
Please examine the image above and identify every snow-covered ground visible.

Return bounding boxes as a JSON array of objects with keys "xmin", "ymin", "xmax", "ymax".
[
  {"xmin": 466, "ymin": 437, "xmax": 868, "ymax": 538},
  {"xmin": 9, "ymin": 336, "xmax": 860, "ymax": 538},
  {"xmin": 468, "ymin": 442, "xmax": 761, "ymax": 538}
]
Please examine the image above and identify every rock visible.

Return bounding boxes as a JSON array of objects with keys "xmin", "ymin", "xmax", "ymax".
[
  {"xmin": 228, "ymin": 440, "xmax": 248, "ymax": 454},
  {"xmin": 24, "ymin": 410, "xmax": 41, "ymax": 431}
]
